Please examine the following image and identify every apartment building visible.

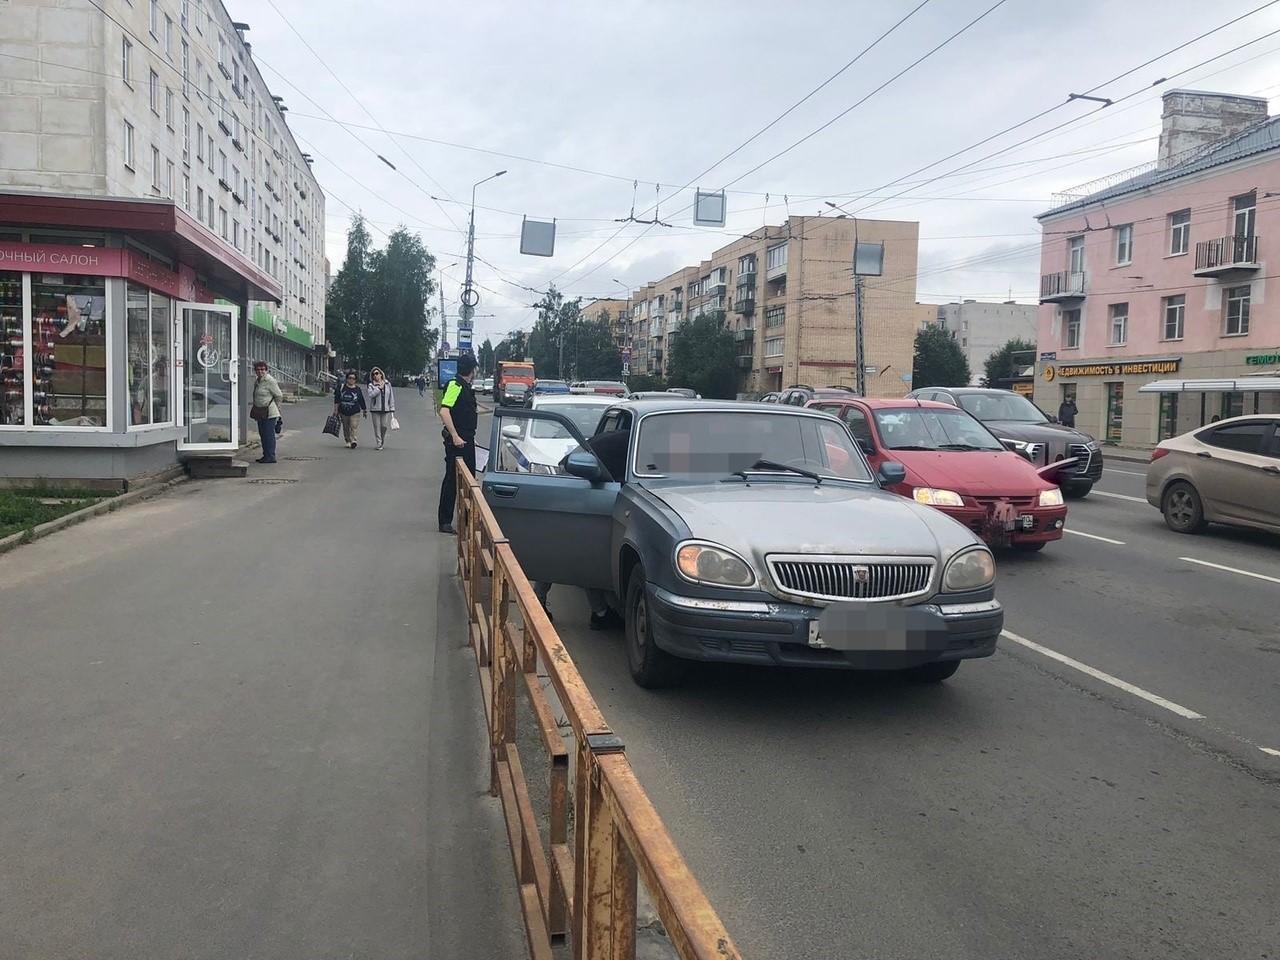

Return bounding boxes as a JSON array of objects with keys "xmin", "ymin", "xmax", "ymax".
[
  {"xmin": 933, "ymin": 300, "xmax": 1038, "ymax": 386},
  {"xmin": 625, "ymin": 216, "xmax": 925, "ymax": 397},
  {"xmin": 576, "ymin": 297, "xmax": 631, "ymax": 353},
  {"xmin": 0, "ymin": 0, "xmax": 326, "ymax": 480},
  {"xmin": 1034, "ymin": 90, "xmax": 1280, "ymax": 447}
]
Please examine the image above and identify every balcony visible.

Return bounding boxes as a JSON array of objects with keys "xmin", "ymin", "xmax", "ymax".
[
  {"xmin": 708, "ymin": 281, "xmax": 727, "ymax": 297},
  {"xmin": 734, "ymin": 298, "xmax": 755, "ymax": 316},
  {"xmin": 734, "ymin": 327, "xmax": 757, "ymax": 342},
  {"xmin": 736, "ymin": 355, "xmax": 753, "ymax": 369},
  {"xmin": 1039, "ymin": 271, "xmax": 1086, "ymax": 303},
  {"xmin": 1194, "ymin": 235, "xmax": 1260, "ymax": 278}
]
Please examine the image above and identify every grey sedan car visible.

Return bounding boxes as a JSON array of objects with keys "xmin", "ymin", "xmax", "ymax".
[{"xmin": 481, "ymin": 400, "xmax": 1003, "ymax": 688}]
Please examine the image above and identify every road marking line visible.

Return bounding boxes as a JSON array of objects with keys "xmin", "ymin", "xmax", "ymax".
[
  {"xmin": 1064, "ymin": 529, "xmax": 1126, "ymax": 545},
  {"xmin": 1001, "ymin": 630, "xmax": 1205, "ymax": 720},
  {"xmin": 1261, "ymin": 748, "xmax": 1280, "ymax": 758},
  {"xmin": 1104, "ymin": 468, "xmax": 1147, "ymax": 477},
  {"xmin": 1092, "ymin": 490, "xmax": 1148, "ymax": 503},
  {"xmin": 1179, "ymin": 557, "xmax": 1280, "ymax": 585}
]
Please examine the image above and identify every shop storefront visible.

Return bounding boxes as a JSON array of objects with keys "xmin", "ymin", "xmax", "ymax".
[
  {"xmin": 1036, "ymin": 352, "xmax": 1280, "ymax": 446},
  {"xmin": 0, "ymin": 194, "xmax": 280, "ymax": 482}
]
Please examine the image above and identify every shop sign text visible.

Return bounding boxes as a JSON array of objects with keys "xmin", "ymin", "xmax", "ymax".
[
  {"xmin": 1245, "ymin": 353, "xmax": 1279, "ymax": 366},
  {"xmin": 1047, "ymin": 358, "xmax": 1182, "ymax": 379}
]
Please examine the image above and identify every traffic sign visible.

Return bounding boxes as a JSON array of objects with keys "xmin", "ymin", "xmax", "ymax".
[
  {"xmin": 459, "ymin": 303, "xmax": 475, "ymax": 322},
  {"xmin": 460, "ymin": 287, "xmax": 480, "ymax": 308}
]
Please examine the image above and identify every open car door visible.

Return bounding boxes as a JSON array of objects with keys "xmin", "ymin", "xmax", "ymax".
[{"xmin": 481, "ymin": 408, "xmax": 619, "ymax": 590}]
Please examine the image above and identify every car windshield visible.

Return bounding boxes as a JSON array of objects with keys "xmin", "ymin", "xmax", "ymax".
[
  {"xmin": 508, "ymin": 384, "xmax": 527, "ymax": 395},
  {"xmin": 531, "ymin": 402, "xmax": 609, "ymax": 437},
  {"xmin": 957, "ymin": 392, "xmax": 1048, "ymax": 423},
  {"xmin": 873, "ymin": 407, "xmax": 1005, "ymax": 451},
  {"xmin": 633, "ymin": 410, "xmax": 873, "ymax": 482}
]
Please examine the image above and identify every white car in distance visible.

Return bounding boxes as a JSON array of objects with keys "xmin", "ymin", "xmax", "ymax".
[{"xmin": 498, "ymin": 394, "xmax": 615, "ymax": 474}]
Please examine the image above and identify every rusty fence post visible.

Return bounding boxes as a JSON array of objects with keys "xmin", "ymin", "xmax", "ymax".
[{"xmin": 575, "ymin": 733, "xmax": 634, "ymax": 960}]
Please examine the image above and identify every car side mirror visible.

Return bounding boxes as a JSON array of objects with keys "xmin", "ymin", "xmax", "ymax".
[
  {"xmin": 877, "ymin": 461, "xmax": 907, "ymax": 486},
  {"xmin": 564, "ymin": 450, "xmax": 605, "ymax": 483},
  {"xmin": 501, "ymin": 423, "xmax": 521, "ymax": 438}
]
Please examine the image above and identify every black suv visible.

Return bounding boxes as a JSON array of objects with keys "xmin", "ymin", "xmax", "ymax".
[
  {"xmin": 907, "ymin": 386, "xmax": 1104, "ymax": 497},
  {"xmin": 777, "ymin": 384, "xmax": 859, "ymax": 407}
]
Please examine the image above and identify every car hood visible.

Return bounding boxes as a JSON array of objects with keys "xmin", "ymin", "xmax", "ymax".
[
  {"xmin": 645, "ymin": 481, "xmax": 979, "ymax": 560},
  {"xmin": 889, "ymin": 450, "xmax": 1053, "ymax": 494},
  {"xmin": 981, "ymin": 420, "xmax": 1096, "ymax": 444}
]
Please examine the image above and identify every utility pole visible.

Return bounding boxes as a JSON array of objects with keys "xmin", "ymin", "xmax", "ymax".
[
  {"xmin": 462, "ymin": 171, "xmax": 506, "ymax": 358},
  {"xmin": 854, "ymin": 274, "xmax": 867, "ymax": 397}
]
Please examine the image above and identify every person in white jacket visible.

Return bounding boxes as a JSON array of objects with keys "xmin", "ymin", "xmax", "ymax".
[{"xmin": 367, "ymin": 367, "xmax": 397, "ymax": 451}]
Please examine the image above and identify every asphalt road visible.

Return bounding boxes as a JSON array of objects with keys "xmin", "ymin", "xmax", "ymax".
[
  {"xmin": 478, "ymin": 407, "xmax": 1280, "ymax": 960},
  {"xmin": 0, "ymin": 398, "xmax": 526, "ymax": 959}
]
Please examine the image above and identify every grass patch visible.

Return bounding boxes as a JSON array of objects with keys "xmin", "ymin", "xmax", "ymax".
[{"xmin": 0, "ymin": 490, "xmax": 109, "ymax": 539}]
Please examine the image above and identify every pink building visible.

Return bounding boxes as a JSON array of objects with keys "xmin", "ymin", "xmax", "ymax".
[{"xmin": 1034, "ymin": 91, "xmax": 1280, "ymax": 448}]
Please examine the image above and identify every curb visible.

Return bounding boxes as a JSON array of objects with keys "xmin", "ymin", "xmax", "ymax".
[{"xmin": 0, "ymin": 474, "xmax": 190, "ymax": 558}]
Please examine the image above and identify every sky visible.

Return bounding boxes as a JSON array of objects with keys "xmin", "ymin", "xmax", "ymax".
[{"xmin": 236, "ymin": 0, "xmax": 1280, "ymax": 350}]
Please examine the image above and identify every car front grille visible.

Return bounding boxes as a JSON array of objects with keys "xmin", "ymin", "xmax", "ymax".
[
  {"xmin": 974, "ymin": 495, "xmax": 1037, "ymax": 509},
  {"xmin": 766, "ymin": 555, "xmax": 935, "ymax": 603}
]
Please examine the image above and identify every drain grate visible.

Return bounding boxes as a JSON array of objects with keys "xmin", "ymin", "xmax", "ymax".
[
  {"xmin": 246, "ymin": 478, "xmax": 299, "ymax": 484},
  {"xmin": 283, "ymin": 456, "xmax": 324, "ymax": 461}
]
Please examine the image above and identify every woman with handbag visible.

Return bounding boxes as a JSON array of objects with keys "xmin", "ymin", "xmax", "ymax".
[
  {"xmin": 367, "ymin": 367, "xmax": 398, "ymax": 451},
  {"xmin": 250, "ymin": 361, "xmax": 285, "ymax": 463}
]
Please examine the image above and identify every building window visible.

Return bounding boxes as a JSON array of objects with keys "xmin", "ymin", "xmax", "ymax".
[
  {"xmin": 766, "ymin": 242, "xmax": 788, "ymax": 274},
  {"xmin": 1224, "ymin": 285, "xmax": 1251, "ymax": 336},
  {"xmin": 1063, "ymin": 308, "xmax": 1081, "ymax": 348},
  {"xmin": 1067, "ymin": 235, "xmax": 1084, "ymax": 275},
  {"xmin": 207, "ymin": 135, "xmax": 214, "ymax": 172},
  {"xmin": 123, "ymin": 120, "xmax": 135, "ymax": 169},
  {"xmin": 219, "ymin": 207, "xmax": 228, "ymax": 239},
  {"xmin": 764, "ymin": 336, "xmax": 784, "ymax": 358},
  {"xmin": 219, "ymin": 150, "xmax": 227, "ymax": 180},
  {"xmin": 1114, "ymin": 224, "xmax": 1133, "ymax": 265},
  {"xmin": 181, "ymin": 40, "xmax": 190, "ymax": 94},
  {"xmin": 149, "ymin": 69, "xmax": 160, "ymax": 113},
  {"xmin": 1168, "ymin": 209, "xmax": 1190, "ymax": 256},
  {"xmin": 30, "ymin": 275, "xmax": 109, "ymax": 428},
  {"xmin": 151, "ymin": 146, "xmax": 161, "ymax": 188},
  {"xmin": 1108, "ymin": 303, "xmax": 1128, "ymax": 345},
  {"xmin": 182, "ymin": 173, "xmax": 190, "ymax": 207},
  {"xmin": 764, "ymin": 305, "xmax": 785, "ymax": 328},
  {"xmin": 165, "ymin": 15, "xmax": 173, "ymax": 57},
  {"xmin": 738, "ymin": 254, "xmax": 757, "ymax": 274},
  {"xmin": 181, "ymin": 0, "xmax": 190, "ymax": 27},
  {"xmin": 196, "ymin": 185, "xmax": 204, "ymax": 220},
  {"xmin": 1158, "ymin": 394, "xmax": 1179, "ymax": 442},
  {"xmin": 150, "ymin": 0, "xmax": 160, "ymax": 37},
  {"xmin": 195, "ymin": 122, "xmax": 204, "ymax": 161},
  {"xmin": 1233, "ymin": 191, "xmax": 1256, "ymax": 239},
  {"xmin": 166, "ymin": 159, "xmax": 175, "ymax": 198},
  {"xmin": 218, "ymin": 33, "xmax": 227, "ymax": 71},
  {"xmin": 182, "ymin": 107, "xmax": 190, "ymax": 163},
  {"xmin": 122, "ymin": 37, "xmax": 133, "ymax": 85},
  {"xmin": 1160, "ymin": 295, "xmax": 1185, "ymax": 341},
  {"xmin": 126, "ymin": 284, "xmax": 173, "ymax": 427},
  {"xmin": 165, "ymin": 87, "xmax": 174, "ymax": 128},
  {"xmin": 207, "ymin": 195, "xmax": 215, "ymax": 225}
]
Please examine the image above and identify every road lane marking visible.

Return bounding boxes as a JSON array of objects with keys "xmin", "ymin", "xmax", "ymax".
[
  {"xmin": 1261, "ymin": 748, "xmax": 1280, "ymax": 758},
  {"xmin": 1104, "ymin": 468, "xmax": 1147, "ymax": 477},
  {"xmin": 1064, "ymin": 529, "xmax": 1126, "ymax": 545},
  {"xmin": 1001, "ymin": 630, "xmax": 1205, "ymax": 720},
  {"xmin": 1091, "ymin": 490, "xmax": 1148, "ymax": 503},
  {"xmin": 1179, "ymin": 557, "xmax": 1280, "ymax": 585}
]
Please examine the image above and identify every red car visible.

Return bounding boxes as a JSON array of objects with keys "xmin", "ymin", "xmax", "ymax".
[{"xmin": 807, "ymin": 397, "xmax": 1068, "ymax": 550}]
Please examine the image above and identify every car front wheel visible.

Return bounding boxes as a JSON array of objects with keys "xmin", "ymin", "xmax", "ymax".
[
  {"xmin": 625, "ymin": 565, "xmax": 682, "ymax": 689},
  {"xmin": 1162, "ymin": 481, "xmax": 1208, "ymax": 534}
]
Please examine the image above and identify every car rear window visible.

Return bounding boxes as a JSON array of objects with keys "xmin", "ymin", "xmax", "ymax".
[{"xmin": 1201, "ymin": 421, "xmax": 1269, "ymax": 454}]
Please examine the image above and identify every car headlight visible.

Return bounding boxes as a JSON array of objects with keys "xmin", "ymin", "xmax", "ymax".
[
  {"xmin": 913, "ymin": 487, "xmax": 965, "ymax": 507},
  {"xmin": 1034, "ymin": 488, "xmax": 1064, "ymax": 512},
  {"xmin": 675, "ymin": 541, "xmax": 756, "ymax": 588},
  {"xmin": 943, "ymin": 547, "xmax": 996, "ymax": 591},
  {"xmin": 1001, "ymin": 438, "xmax": 1031, "ymax": 453},
  {"xmin": 1039, "ymin": 487, "xmax": 1064, "ymax": 507}
]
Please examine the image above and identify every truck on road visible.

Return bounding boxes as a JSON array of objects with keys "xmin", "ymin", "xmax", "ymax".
[{"xmin": 495, "ymin": 361, "xmax": 536, "ymax": 406}]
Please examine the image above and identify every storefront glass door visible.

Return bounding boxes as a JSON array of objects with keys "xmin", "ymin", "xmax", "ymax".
[
  {"xmin": 1105, "ymin": 381, "xmax": 1124, "ymax": 443},
  {"xmin": 176, "ymin": 302, "xmax": 238, "ymax": 451}
]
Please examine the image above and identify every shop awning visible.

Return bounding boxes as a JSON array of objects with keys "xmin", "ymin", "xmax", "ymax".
[{"xmin": 1139, "ymin": 376, "xmax": 1280, "ymax": 393}]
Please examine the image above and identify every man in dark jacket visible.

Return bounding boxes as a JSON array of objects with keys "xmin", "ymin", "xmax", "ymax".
[
  {"xmin": 438, "ymin": 355, "xmax": 479, "ymax": 534},
  {"xmin": 1057, "ymin": 396, "xmax": 1078, "ymax": 428},
  {"xmin": 333, "ymin": 371, "xmax": 367, "ymax": 448}
]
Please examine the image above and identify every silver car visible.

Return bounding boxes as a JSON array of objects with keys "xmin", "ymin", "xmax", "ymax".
[
  {"xmin": 1146, "ymin": 414, "xmax": 1280, "ymax": 534},
  {"xmin": 481, "ymin": 400, "xmax": 1003, "ymax": 688}
]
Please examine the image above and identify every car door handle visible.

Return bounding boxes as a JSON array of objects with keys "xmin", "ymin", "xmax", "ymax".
[
  {"xmin": 1195, "ymin": 451, "xmax": 1213, "ymax": 459},
  {"xmin": 489, "ymin": 484, "xmax": 519, "ymax": 498}
]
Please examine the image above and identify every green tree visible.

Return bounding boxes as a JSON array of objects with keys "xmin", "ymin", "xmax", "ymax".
[
  {"xmin": 325, "ymin": 215, "xmax": 375, "ymax": 370},
  {"xmin": 666, "ymin": 311, "xmax": 738, "ymax": 399},
  {"xmin": 495, "ymin": 330, "xmax": 528, "ymax": 364},
  {"xmin": 627, "ymin": 373, "xmax": 667, "ymax": 393},
  {"xmin": 529, "ymin": 285, "xmax": 584, "ymax": 379},
  {"xmin": 478, "ymin": 338, "xmax": 495, "ymax": 376},
  {"xmin": 912, "ymin": 326, "xmax": 971, "ymax": 388},
  {"xmin": 573, "ymin": 310, "xmax": 622, "ymax": 380},
  {"xmin": 982, "ymin": 337, "xmax": 1037, "ymax": 387}
]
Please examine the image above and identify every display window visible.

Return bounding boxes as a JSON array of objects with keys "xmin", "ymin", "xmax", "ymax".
[
  {"xmin": 1, "ymin": 270, "xmax": 24, "ymax": 426},
  {"xmin": 30, "ymin": 274, "xmax": 109, "ymax": 428},
  {"xmin": 126, "ymin": 283, "xmax": 173, "ymax": 426}
]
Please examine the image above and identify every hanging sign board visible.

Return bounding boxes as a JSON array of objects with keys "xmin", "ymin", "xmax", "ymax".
[{"xmin": 520, "ymin": 217, "xmax": 556, "ymax": 257}]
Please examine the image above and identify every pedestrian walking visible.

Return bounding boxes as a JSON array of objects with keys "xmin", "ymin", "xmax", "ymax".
[
  {"xmin": 333, "ymin": 371, "xmax": 367, "ymax": 448},
  {"xmin": 250, "ymin": 361, "xmax": 284, "ymax": 463},
  {"xmin": 416, "ymin": 374, "xmax": 427, "ymax": 397},
  {"xmin": 1057, "ymin": 396, "xmax": 1078, "ymax": 428},
  {"xmin": 437, "ymin": 354, "xmax": 478, "ymax": 534},
  {"xmin": 368, "ymin": 367, "xmax": 397, "ymax": 451}
]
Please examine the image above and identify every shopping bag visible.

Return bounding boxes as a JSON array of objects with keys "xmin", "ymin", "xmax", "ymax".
[
  {"xmin": 389, "ymin": 415, "xmax": 401, "ymax": 431},
  {"xmin": 322, "ymin": 414, "xmax": 341, "ymax": 438}
]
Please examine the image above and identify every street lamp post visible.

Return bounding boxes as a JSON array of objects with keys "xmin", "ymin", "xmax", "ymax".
[
  {"xmin": 826, "ymin": 201, "xmax": 883, "ymax": 397},
  {"xmin": 462, "ymin": 170, "xmax": 506, "ymax": 355},
  {"xmin": 613, "ymin": 278, "xmax": 633, "ymax": 383}
]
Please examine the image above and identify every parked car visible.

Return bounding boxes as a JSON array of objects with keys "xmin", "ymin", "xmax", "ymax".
[
  {"xmin": 481, "ymin": 400, "xmax": 1003, "ymax": 687},
  {"xmin": 496, "ymin": 395, "xmax": 615, "ymax": 474},
  {"xmin": 625, "ymin": 391, "xmax": 688, "ymax": 401},
  {"xmin": 571, "ymin": 379, "xmax": 629, "ymax": 396},
  {"xmin": 808, "ymin": 397, "xmax": 1067, "ymax": 550},
  {"xmin": 908, "ymin": 386, "xmax": 1103, "ymax": 498},
  {"xmin": 500, "ymin": 382, "xmax": 529, "ymax": 406},
  {"xmin": 1145, "ymin": 414, "xmax": 1280, "ymax": 535},
  {"xmin": 477, "ymin": 377, "xmax": 494, "ymax": 396},
  {"xmin": 666, "ymin": 387, "xmax": 701, "ymax": 399},
  {"xmin": 530, "ymin": 379, "xmax": 572, "ymax": 398},
  {"xmin": 777, "ymin": 384, "xmax": 858, "ymax": 407},
  {"xmin": 759, "ymin": 392, "xmax": 782, "ymax": 404}
]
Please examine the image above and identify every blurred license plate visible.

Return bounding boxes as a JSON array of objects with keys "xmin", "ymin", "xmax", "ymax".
[{"xmin": 1019, "ymin": 514, "xmax": 1035, "ymax": 531}]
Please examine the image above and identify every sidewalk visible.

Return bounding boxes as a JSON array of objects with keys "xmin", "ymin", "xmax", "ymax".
[{"xmin": 0, "ymin": 396, "xmax": 527, "ymax": 959}]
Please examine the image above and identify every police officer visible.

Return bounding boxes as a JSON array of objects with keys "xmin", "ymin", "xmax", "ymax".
[{"xmin": 438, "ymin": 355, "xmax": 479, "ymax": 534}]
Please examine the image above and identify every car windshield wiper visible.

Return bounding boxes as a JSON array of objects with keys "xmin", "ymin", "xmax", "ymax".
[
  {"xmin": 937, "ymin": 443, "xmax": 989, "ymax": 451},
  {"xmin": 886, "ymin": 444, "xmax": 937, "ymax": 451},
  {"xmin": 732, "ymin": 459, "xmax": 823, "ymax": 483}
]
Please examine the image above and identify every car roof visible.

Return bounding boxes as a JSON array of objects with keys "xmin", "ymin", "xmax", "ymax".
[
  {"xmin": 613, "ymin": 398, "xmax": 835, "ymax": 417},
  {"xmin": 531, "ymin": 394, "xmax": 614, "ymax": 406},
  {"xmin": 915, "ymin": 386, "xmax": 1018, "ymax": 396},
  {"xmin": 812, "ymin": 397, "xmax": 957, "ymax": 410}
]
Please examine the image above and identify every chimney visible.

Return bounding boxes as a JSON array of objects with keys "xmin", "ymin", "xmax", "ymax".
[{"xmin": 1158, "ymin": 90, "xmax": 1269, "ymax": 170}]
